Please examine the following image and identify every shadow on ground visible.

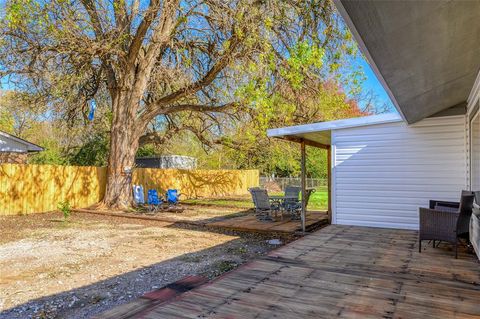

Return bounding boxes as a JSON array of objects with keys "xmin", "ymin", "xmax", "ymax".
[{"xmin": 0, "ymin": 216, "xmax": 294, "ymax": 319}]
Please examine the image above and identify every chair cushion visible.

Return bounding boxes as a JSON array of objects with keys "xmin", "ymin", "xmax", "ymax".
[
  {"xmin": 473, "ymin": 204, "xmax": 480, "ymax": 217},
  {"xmin": 470, "ymin": 210, "xmax": 480, "ymax": 260},
  {"xmin": 434, "ymin": 204, "xmax": 458, "ymax": 213}
]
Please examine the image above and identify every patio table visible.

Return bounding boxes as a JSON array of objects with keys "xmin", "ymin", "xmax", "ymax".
[
  {"xmin": 268, "ymin": 195, "xmax": 299, "ymax": 201},
  {"xmin": 268, "ymin": 195, "xmax": 300, "ymax": 209},
  {"xmin": 267, "ymin": 195, "xmax": 300, "ymax": 221}
]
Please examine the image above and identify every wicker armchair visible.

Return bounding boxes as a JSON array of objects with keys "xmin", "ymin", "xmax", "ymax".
[
  {"xmin": 419, "ymin": 193, "xmax": 475, "ymax": 258},
  {"xmin": 248, "ymin": 188, "xmax": 279, "ymax": 221}
]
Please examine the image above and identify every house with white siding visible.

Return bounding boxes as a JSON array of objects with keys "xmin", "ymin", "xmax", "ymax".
[
  {"xmin": 268, "ymin": 0, "xmax": 480, "ymax": 231},
  {"xmin": 0, "ymin": 130, "xmax": 43, "ymax": 164}
]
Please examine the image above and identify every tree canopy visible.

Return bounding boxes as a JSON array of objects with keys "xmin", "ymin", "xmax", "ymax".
[{"xmin": 1, "ymin": 0, "xmax": 373, "ymax": 206}]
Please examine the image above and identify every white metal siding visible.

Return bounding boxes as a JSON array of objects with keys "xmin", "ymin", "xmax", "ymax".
[{"xmin": 332, "ymin": 115, "xmax": 467, "ymax": 230}]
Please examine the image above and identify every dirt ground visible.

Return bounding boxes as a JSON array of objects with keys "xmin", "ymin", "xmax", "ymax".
[{"xmin": 0, "ymin": 209, "xmax": 293, "ymax": 319}]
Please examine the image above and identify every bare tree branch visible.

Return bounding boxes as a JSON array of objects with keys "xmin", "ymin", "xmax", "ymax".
[
  {"xmin": 80, "ymin": 0, "xmax": 105, "ymax": 38},
  {"xmin": 80, "ymin": 0, "xmax": 117, "ymax": 88},
  {"xmin": 138, "ymin": 33, "xmax": 240, "ymax": 126},
  {"xmin": 152, "ymin": 102, "xmax": 238, "ymax": 115},
  {"xmin": 126, "ymin": 0, "xmax": 180, "ymax": 123},
  {"xmin": 114, "ymin": 0, "xmax": 129, "ymax": 32},
  {"xmin": 139, "ymin": 126, "xmax": 180, "ymax": 146},
  {"xmin": 126, "ymin": 0, "xmax": 162, "ymax": 66}
]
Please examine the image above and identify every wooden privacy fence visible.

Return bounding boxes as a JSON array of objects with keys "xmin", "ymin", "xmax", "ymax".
[
  {"xmin": 0, "ymin": 164, "xmax": 259, "ymax": 215},
  {"xmin": 0, "ymin": 164, "xmax": 107, "ymax": 216},
  {"xmin": 132, "ymin": 168, "xmax": 259, "ymax": 199}
]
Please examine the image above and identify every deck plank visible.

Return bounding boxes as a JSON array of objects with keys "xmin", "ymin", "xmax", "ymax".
[
  {"xmin": 207, "ymin": 211, "xmax": 328, "ymax": 233},
  {"xmin": 105, "ymin": 225, "xmax": 480, "ymax": 318}
]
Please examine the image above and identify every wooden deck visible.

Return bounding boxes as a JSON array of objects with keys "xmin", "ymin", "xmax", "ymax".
[
  {"xmin": 100, "ymin": 225, "xmax": 480, "ymax": 319},
  {"xmin": 207, "ymin": 211, "xmax": 328, "ymax": 234},
  {"xmin": 77, "ymin": 209, "xmax": 329, "ymax": 235}
]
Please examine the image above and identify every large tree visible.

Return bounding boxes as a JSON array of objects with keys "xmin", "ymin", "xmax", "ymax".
[{"xmin": 1, "ymin": 0, "xmax": 358, "ymax": 208}]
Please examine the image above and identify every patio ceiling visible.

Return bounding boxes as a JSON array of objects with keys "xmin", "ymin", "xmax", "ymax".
[{"xmin": 335, "ymin": 0, "xmax": 480, "ymax": 123}]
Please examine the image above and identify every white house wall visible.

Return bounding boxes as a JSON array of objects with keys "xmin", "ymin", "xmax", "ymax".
[{"xmin": 332, "ymin": 115, "xmax": 467, "ymax": 230}]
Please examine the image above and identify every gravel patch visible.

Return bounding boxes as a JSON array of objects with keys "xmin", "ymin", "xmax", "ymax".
[{"xmin": 0, "ymin": 211, "xmax": 293, "ymax": 319}]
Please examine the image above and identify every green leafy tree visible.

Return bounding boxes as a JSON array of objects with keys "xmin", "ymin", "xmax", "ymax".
[
  {"xmin": 213, "ymin": 76, "xmax": 369, "ymax": 177},
  {"xmin": 0, "ymin": 90, "xmax": 45, "ymax": 137},
  {"xmin": 0, "ymin": 109, "xmax": 14, "ymax": 134}
]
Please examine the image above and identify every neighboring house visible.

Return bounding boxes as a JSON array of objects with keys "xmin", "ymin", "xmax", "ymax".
[
  {"xmin": 0, "ymin": 130, "xmax": 44, "ymax": 164},
  {"xmin": 135, "ymin": 155, "xmax": 197, "ymax": 169},
  {"xmin": 268, "ymin": 1, "xmax": 480, "ymax": 230}
]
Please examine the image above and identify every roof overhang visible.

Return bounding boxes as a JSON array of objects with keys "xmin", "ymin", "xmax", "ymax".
[
  {"xmin": 0, "ymin": 131, "xmax": 44, "ymax": 152},
  {"xmin": 334, "ymin": 0, "xmax": 480, "ymax": 123},
  {"xmin": 267, "ymin": 113, "xmax": 402, "ymax": 147}
]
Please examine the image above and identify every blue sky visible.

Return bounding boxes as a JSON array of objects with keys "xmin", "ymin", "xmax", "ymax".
[{"xmin": 356, "ymin": 56, "xmax": 396, "ymax": 113}]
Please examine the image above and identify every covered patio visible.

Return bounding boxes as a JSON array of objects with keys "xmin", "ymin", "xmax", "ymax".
[{"xmin": 97, "ymin": 225, "xmax": 480, "ymax": 318}]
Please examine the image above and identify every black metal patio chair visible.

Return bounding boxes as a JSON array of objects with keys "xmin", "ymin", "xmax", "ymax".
[
  {"xmin": 283, "ymin": 185, "xmax": 301, "ymax": 210},
  {"xmin": 287, "ymin": 188, "xmax": 316, "ymax": 221},
  {"xmin": 248, "ymin": 187, "xmax": 280, "ymax": 221}
]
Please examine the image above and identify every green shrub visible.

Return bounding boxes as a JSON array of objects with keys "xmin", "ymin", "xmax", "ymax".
[{"xmin": 58, "ymin": 200, "xmax": 71, "ymax": 220}]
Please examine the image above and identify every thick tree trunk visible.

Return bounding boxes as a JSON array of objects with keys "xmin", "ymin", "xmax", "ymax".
[{"xmin": 102, "ymin": 92, "xmax": 140, "ymax": 209}]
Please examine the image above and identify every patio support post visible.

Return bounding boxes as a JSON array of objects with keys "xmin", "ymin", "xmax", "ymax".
[
  {"xmin": 301, "ymin": 140, "xmax": 306, "ymax": 232},
  {"xmin": 327, "ymin": 146, "xmax": 332, "ymax": 224}
]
